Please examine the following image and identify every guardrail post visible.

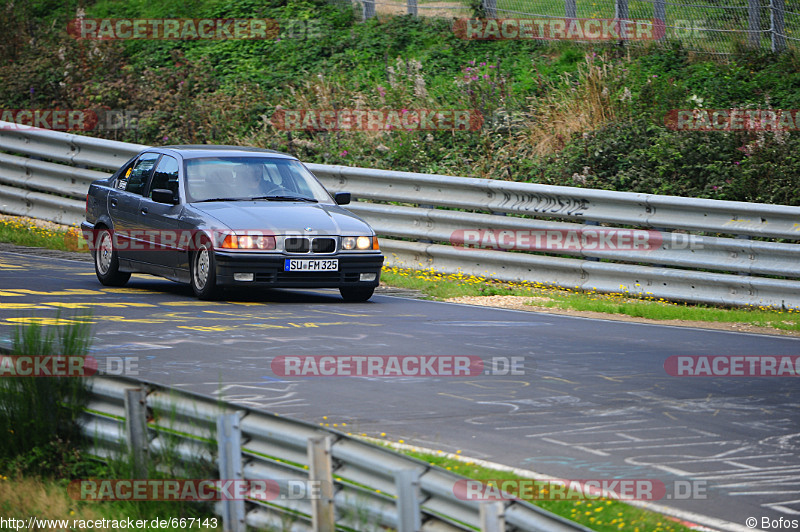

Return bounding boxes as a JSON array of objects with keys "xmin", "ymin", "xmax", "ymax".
[
  {"xmin": 124, "ymin": 388, "xmax": 148, "ymax": 478},
  {"xmin": 653, "ymin": 0, "xmax": 666, "ymax": 41},
  {"xmin": 217, "ymin": 412, "xmax": 246, "ymax": 532},
  {"xmin": 308, "ymin": 436, "xmax": 336, "ymax": 532},
  {"xmin": 363, "ymin": 0, "xmax": 376, "ymax": 19},
  {"xmin": 407, "ymin": 0, "xmax": 417, "ymax": 17},
  {"xmin": 615, "ymin": 0, "xmax": 630, "ymax": 41},
  {"xmin": 771, "ymin": 0, "xmax": 786, "ymax": 53},
  {"xmin": 480, "ymin": 501, "xmax": 505, "ymax": 532},
  {"xmin": 748, "ymin": 0, "xmax": 761, "ymax": 48},
  {"xmin": 483, "ymin": 0, "xmax": 497, "ymax": 18},
  {"xmin": 394, "ymin": 469, "xmax": 422, "ymax": 532},
  {"xmin": 565, "ymin": 0, "xmax": 576, "ymax": 19}
]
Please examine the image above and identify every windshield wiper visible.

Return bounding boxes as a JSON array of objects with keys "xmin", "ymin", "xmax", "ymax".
[
  {"xmin": 193, "ymin": 197, "xmax": 251, "ymax": 203},
  {"xmin": 251, "ymin": 195, "xmax": 318, "ymax": 203}
]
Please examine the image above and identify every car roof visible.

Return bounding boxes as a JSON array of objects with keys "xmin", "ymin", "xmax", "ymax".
[{"xmin": 151, "ymin": 145, "xmax": 296, "ymax": 160}]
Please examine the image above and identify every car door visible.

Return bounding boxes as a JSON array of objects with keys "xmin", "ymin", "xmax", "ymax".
[
  {"xmin": 138, "ymin": 154, "xmax": 183, "ymax": 272},
  {"xmin": 108, "ymin": 152, "xmax": 160, "ymax": 262}
]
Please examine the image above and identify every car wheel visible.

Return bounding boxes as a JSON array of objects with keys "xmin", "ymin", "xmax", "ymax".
[
  {"xmin": 339, "ymin": 286, "xmax": 375, "ymax": 302},
  {"xmin": 94, "ymin": 227, "xmax": 131, "ymax": 287},
  {"xmin": 191, "ymin": 241, "xmax": 219, "ymax": 300}
]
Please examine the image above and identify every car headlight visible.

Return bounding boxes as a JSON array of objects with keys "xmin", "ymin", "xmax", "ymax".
[
  {"xmin": 221, "ymin": 233, "xmax": 276, "ymax": 250},
  {"xmin": 342, "ymin": 236, "xmax": 379, "ymax": 250}
]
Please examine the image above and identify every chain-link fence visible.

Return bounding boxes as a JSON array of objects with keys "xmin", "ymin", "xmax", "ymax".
[{"xmin": 342, "ymin": 0, "xmax": 796, "ymax": 54}]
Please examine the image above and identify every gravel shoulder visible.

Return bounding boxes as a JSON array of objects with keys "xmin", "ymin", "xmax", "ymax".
[{"xmin": 443, "ymin": 294, "xmax": 800, "ymax": 337}]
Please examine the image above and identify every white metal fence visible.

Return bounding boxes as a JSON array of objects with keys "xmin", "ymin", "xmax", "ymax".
[
  {"xmin": 1, "ymin": 121, "xmax": 800, "ymax": 309},
  {"xmin": 348, "ymin": 0, "xmax": 797, "ymax": 55}
]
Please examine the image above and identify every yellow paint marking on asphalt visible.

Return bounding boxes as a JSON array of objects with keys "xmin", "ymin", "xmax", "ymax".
[
  {"xmin": 228, "ymin": 302, "xmax": 266, "ymax": 306},
  {"xmin": 161, "ymin": 301, "xmax": 225, "ymax": 306},
  {"xmin": 310, "ymin": 309, "xmax": 373, "ymax": 317},
  {"xmin": 42, "ymin": 301, "xmax": 157, "ymax": 309},
  {"xmin": 101, "ymin": 288, "xmax": 161, "ymax": 294},
  {"xmin": 6, "ymin": 317, "xmax": 94, "ymax": 326},
  {"xmin": 202, "ymin": 310, "xmax": 288, "ymax": 319},
  {"xmin": 663, "ymin": 411, "xmax": 678, "ymax": 421},
  {"xmin": 74, "ymin": 273, "xmax": 97, "ymax": 276},
  {"xmin": 4, "ymin": 288, "xmax": 104, "ymax": 296},
  {"xmin": 437, "ymin": 393, "xmax": 475, "ymax": 401},
  {"xmin": 0, "ymin": 303, "xmax": 53, "ymax": 310},
  {"xmin": 177, "ymin": 325, "xmax": 238, "ymax": 332},
  {"xmin": 0, "ymin": 260, "xmax": 24, "ymax": 270},
  {"xmin": 541, "ymin": 376, "xmax": 577, "ymax": 384},
  {"xmin": 597, "ymin": 375, "xmax": 624, "ymax": 382}
]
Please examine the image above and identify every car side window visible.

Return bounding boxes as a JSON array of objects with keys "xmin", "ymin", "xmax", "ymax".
[
  {"xmin": 123, "ymin": 152, "xmax": 160, "ymax": 196},
  {"xmin": 147, "ymin": 155, "xmax": 180, "ymax": 199}
]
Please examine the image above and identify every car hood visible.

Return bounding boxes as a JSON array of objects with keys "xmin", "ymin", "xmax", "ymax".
[{"xmin": 188, "ymin": 201, "xmax": 372, "ymax": 235}]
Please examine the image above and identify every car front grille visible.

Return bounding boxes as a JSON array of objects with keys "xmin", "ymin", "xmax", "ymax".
[
  {"xmin": 283, "ymin": 237, "xmax": 336, "ymax": 254},
  {"xmin": 284, "ymin": 237, "xmax": 309, "ymax": 253}
]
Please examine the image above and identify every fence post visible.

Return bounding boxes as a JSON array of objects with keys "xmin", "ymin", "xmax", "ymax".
[
  {"xmin": 217, "ymin": 412, "xmax": 246, "ymax": 532},
  {"xmin": 308, "ymin": 436, "xmax": 336, "ymax": 532},
  {"xmin": 394, "ymin": 469, "xmax": 422, "ymax": 532},
  {"xmin": 565, "ymin": 0, "xmax": 576, "ymax": 19},
  {"xmin": 615, "ymin": 0, "xmax": 630, "ymax": 41},
  {"xmin": 771, "ymin": 0, "xmax": 786, "ymax": 53},
  {"xmin": 124, "ymin": 388, "xmax": 148, "ymax": 478},
  {"xmin": 748, "ymin": 0, "xmax": 761, "ymax": 48},
  {"xmin": 483, "ymin": 0, "xmax": 497, "ymax": 19},
  {"xmin": 407, "ymin": 0, "xmax": 417, "ymax": 17},
  {"xmin": 654, "ymin": 0, "xmax": 666, "ymax": 41},
  {"xmin": 480, "ymin": 502, "xmax": 505, "ymax": 532},
  {"xmin": 363, "ymin": 0, "xmax": 376, "ymax": 19}
]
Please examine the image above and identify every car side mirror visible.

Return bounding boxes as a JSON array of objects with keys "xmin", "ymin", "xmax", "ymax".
[
  {"xmin": 151, "ymin": 189, "xmax": 178, "ymax": 204},
  {"xmin": 334, "ymin": 192, "xmax": 351, "ymax": 205}
]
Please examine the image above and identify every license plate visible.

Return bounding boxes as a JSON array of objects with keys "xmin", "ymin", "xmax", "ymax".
[{"xmin": 284, "ymin": 259, "xmax": 339, "ymax": 272}]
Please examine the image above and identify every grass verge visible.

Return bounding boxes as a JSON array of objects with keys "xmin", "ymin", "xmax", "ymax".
[
  {"xmin": 383, "ymin": 442, "xmax": 695, "ymax": 532},
  {"xmin": 0, "ymin": 217, "xmax": 87, "ymax": 252}
]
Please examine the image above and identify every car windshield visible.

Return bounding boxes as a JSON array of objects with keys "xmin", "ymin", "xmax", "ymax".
[{"xmin": 184, "ymin": 156, "xmax": 332, "ymax": 203}]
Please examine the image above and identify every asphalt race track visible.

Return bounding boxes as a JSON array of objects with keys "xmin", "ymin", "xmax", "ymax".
[{"xmin": 1, "ymin": 249, "xmax": 799, "ymax": 531}]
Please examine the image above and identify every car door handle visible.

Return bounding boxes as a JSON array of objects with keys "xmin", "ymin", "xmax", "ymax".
[
  {"xmin": 110, "ymin": 199, "xmax": 118, "ymax": 207},
  {"xmin": 141, "ymin": 207, "xmax": 148, "ymax": 215}
]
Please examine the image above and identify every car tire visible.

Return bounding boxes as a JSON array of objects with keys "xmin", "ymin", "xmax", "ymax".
[
  {"xmin": 339, "ymin": 286, "xmax": 375, "ymax": 302},
  {"xmin": 191, "ymin": 240, "xmax": 219, "ymax": 300},
  {"xmin": 94, "ymin": 227, "xmax": 131, "ymax": 287}
]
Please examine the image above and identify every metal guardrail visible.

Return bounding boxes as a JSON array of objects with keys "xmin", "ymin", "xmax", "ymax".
[
  {"xmin": 79, "ymin": 372, "xmax": 591, "ymax": 532},
  {"xmin": 1, "ymin": 121, "xmax": 800, "ymax": 309}
]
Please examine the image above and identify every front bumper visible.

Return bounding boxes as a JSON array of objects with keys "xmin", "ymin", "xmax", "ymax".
[{"xmin": 214, "ymin": 252, "xmax": 384, "ymax": 288}]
